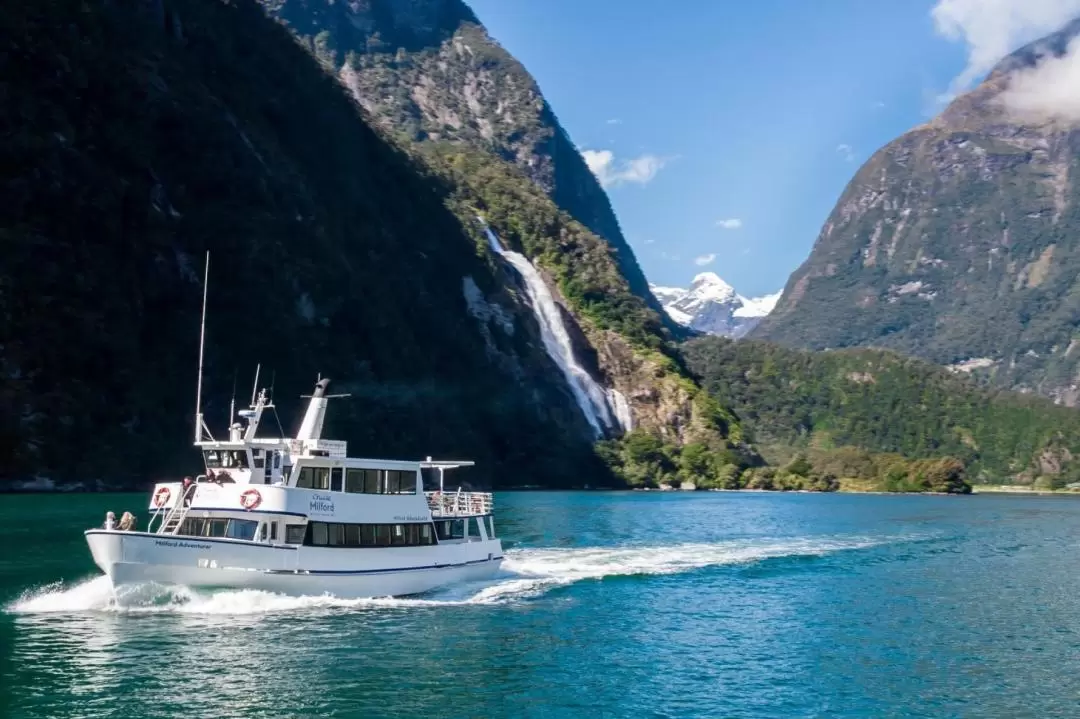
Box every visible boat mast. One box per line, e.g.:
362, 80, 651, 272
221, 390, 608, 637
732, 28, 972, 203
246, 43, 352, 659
194, 251, 209, 444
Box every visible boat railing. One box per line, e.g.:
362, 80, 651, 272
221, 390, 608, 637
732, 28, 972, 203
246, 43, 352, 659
425, 489, 493, 517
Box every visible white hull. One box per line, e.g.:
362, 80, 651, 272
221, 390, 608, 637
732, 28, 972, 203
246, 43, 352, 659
86, 530, 503, 599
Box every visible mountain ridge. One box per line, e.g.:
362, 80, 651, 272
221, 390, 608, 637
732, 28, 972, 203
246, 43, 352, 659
752, 17, 1080, 404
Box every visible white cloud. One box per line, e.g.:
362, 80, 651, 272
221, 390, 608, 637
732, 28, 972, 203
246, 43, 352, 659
715, 218, 743, 230
997, 34, 1080, 120
932, 0, 1080, 100
581, 149, 667, 188
836, 143, 855, 162
606, 118, 622, 125
875, 101, 887, 108
694, 253, 717, 266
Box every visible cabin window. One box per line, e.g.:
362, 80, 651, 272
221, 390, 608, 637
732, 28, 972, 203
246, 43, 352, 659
391, 524, 406, 546
206, 519, 229, 538
296, 467, 313, 489
313, 467, 330, 490
328, 523, 345, 546
285, 524, 306, 544
345, 524, 361, 546
330, 467, 343, 492
253, 451, 265, 470
207, 450, 248, 469
226, 519, 258, 541
274, 452, 282, 469
383, 470, 417, 494
363, 469, 380, 494
270, 522, 278, 541
435, 519, 466, 541
360, 524, 376, 545
345, 469, 363, 493
302, 522, 437, 547
260, 523, 268, 541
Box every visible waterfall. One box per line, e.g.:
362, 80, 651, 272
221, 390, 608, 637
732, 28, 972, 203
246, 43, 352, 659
480, 219, 632, 437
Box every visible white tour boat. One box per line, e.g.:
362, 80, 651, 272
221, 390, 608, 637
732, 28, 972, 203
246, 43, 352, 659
85, 256, 502, 599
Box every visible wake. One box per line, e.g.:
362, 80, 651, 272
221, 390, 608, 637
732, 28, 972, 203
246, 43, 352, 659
6, 535, 904, 616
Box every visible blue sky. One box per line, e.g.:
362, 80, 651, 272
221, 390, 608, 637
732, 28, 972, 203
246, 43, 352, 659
465, 0, 1080, 296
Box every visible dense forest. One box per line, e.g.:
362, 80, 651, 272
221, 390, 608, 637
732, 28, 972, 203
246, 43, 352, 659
683, 337, 1080, 489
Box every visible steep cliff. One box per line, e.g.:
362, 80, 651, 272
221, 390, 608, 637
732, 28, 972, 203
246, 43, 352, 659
0, 0, 619, 488
1, 0, 745, 489
753, 19, 1080, 404
258, 0, 671, 325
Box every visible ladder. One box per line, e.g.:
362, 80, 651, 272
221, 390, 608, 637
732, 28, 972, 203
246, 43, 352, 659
158, 486, 195, 534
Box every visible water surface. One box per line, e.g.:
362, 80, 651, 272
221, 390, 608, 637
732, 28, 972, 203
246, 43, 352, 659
3, 491, 1080, 718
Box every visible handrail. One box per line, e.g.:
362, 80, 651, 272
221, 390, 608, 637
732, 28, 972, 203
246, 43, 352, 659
425, 490, 493, 517
156, 484, 197, 534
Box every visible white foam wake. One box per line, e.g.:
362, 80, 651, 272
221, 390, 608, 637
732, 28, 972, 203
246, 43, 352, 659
6, 536, 897, 616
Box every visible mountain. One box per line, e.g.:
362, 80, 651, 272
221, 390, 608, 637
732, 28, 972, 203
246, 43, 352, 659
650, 273, 782, 338
752, 19, 1080, 405
683, 336, 1080, 489
258, 0, 676, 331
0, 0, 747, 489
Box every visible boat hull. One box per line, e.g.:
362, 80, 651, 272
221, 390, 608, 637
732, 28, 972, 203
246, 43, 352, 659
86, 530, 503, 599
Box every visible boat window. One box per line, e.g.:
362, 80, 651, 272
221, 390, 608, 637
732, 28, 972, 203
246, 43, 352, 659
313, 467, 330, 491
330, 467, 343, 492
270, 522, 278, 541
345, 524, 361, 546
285, 524, 306, 544
296, 467, 314, 489
435, 519, 466, 541
226, 519, 258, 541
253, 451, 265, 470
204, 450, 222, 468
363, 469, 380, 494
345, 469, 364, 493
328, 523, 345, 546
260, 523, 268, 541
383, 470, 417, 494
274, 452, 281, 469
207, 519, 229, 538
302, 522, 438, 548
391, 524, 406, 546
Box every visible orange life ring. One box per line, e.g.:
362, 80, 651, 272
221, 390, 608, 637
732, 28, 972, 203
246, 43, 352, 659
240, 488, 263, 511
153, 486, 171, 508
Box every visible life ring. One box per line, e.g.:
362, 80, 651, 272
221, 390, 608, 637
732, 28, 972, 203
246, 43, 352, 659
153, 486, 171, 508
240, 488, 262, 511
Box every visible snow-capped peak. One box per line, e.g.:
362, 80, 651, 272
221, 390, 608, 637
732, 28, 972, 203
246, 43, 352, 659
649, 274, 781, 339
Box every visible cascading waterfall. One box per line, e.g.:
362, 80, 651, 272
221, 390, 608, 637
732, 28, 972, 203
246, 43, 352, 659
479, 219, 632, 436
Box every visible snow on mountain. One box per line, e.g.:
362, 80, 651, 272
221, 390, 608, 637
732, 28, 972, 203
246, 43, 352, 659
649, 273, 781, 338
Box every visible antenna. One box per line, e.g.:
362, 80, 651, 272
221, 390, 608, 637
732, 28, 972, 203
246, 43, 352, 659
194, 251, 209, 444
250, 363, 262, 406
229, 368, 237, 426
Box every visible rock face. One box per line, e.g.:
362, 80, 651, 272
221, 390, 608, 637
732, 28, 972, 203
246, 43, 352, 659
650, 273, 781, 338
0, 0, 741, 488
0, 0, 613, 488
753, 18, 1080, 404
261, 0, 667, 321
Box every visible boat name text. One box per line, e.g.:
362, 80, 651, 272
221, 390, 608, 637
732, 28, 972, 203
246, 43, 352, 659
309, 493, 335, 515
154, 539, 212, 550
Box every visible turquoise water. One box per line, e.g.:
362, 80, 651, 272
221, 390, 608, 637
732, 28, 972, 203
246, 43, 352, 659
3, 491, 1080, 718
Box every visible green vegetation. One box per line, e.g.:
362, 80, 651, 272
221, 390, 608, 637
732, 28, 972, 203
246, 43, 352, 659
597, 432, 970, 494
0, 0, 614, 488
683, 336, 1080, 488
